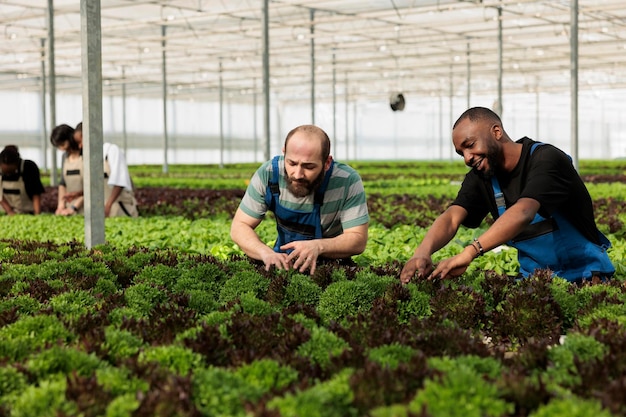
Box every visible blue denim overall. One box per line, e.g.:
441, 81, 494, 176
265, 156, 334, 253
491, 143, 614, 281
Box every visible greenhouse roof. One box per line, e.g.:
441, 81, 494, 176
1, 0, 626, 105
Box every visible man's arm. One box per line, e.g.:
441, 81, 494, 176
32, 194, 41, 215
280, 222, 368, 275
400, 205, 468, 283
230, 207, 291, 271
429, 197, 540, 280
0, 198, 14, 215
105, 185, 123, 217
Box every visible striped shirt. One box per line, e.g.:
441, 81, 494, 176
239, 156, 369, 238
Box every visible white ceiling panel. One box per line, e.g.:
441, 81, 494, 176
0, 0, 625, 104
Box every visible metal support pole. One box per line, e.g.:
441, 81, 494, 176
310, 8, 316, 124
466, 41, 471, 109
344, 72, 349, 161
47, 0, 58, 184
122, 66, 128, 155
161, 25, 169, 173
262, 0, 270, 160
219, 59, 224, 168
496, 6, 503, 116
40, 38, 48, 172
253, 78, 258, 162
80, 0, 105, 247
332, 49, 336, 148
570, 0, 579, 170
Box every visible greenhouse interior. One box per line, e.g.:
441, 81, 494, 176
1, 0, 626, 167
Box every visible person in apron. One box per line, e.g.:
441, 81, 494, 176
50, 124, 84, 215
231, 124, 369, 275
0, 145, 45, 215
401, 106, 614, 285
74, 123, 139, 217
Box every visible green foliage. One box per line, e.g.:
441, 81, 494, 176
123, 282, 167, 315
268, 368, 358, 417
428, 355, 503, 380
234, 292, 275, 316
96, 366, 149, 397
192, 366, 265, 417
410, 360, 513, 417
25, 345, 103, 380
218, 269, 270, 304
186, 289, 219, 314
550, 278, 579, 329
297, 326, 350, 369
139, 345, 204, 375
529, 397, 614, 417
104, 393, 140, 417
284, 273, 322, 307
103, 326, 145, 360
0, 294, 41, 315
234, 359, 299, 393
317, 278, 388, 325
368, 343, 416, 369
108, 306, 146, 325
133, 264, 180, 288
8, 376, 78, 417
369, 404, 410, 417
0, 314, 73, 361
545, 333, 608, 388
0, 365, 27, 398
49, 289, 97, 324
396, 283, 431, 323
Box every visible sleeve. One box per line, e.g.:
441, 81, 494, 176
518, 145, 575, 215
238, 161, 272, 219
339, 171, 369, 229
451, 172, 491, 228
105, 143, 133, 189
22, 160, 45, 198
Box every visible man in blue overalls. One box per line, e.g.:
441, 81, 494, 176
400, 106, 614, 284
231, 125, 369, 275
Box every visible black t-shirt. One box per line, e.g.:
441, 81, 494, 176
452, 137, 602, 244
1, 159, 45, 199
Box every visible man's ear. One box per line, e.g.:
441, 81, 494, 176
491, 124, 503, 140
324, 155, 333, 171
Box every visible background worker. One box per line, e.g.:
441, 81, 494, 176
74, 123, 138, 217
401, 106, 614, 284
50, 124, 84, 216
0, 145, 45, 215
231, 124, 369, 275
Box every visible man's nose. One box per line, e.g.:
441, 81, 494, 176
293, 166, 305, 178
463, 151, 473, 167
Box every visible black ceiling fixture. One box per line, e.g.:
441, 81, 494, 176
390, 92, 405, 111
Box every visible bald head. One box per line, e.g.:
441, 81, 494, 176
284, 125, 331, 163
453, 107, 502, 130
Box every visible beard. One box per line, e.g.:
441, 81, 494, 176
474, 141, 502, 179
285, 167, 325, 198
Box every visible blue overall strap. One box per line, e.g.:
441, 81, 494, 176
491, 142, 545, 216
265, 155, 282, 211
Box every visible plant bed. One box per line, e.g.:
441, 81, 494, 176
0, 239, 625, 417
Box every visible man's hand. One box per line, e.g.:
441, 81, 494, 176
63, 191, 83, 202
400, 255, 434, 284
260, 251, 292, 272
280, 240, 321, 275
428, 248, 475, 280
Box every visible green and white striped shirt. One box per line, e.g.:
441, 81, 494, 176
239, 156, 369, 238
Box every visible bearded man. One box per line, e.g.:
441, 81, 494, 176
231, 124, 369, 275
400, 106, 614, 284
